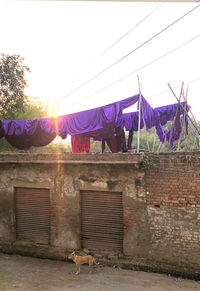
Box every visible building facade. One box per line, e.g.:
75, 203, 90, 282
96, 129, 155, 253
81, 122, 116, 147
0, 152, 200, 278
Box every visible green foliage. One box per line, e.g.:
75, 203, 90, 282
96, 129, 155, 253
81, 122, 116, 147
0, 98, 51, 152
131, 121, 200, 153
139, 155, 150, 170
0, 53, 30, 119
27, 141, 72, 154
16, 99, 48, 120
90, 140, 111, 153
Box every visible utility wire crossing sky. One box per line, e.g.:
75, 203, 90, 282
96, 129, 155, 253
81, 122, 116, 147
0, 1, 200, 120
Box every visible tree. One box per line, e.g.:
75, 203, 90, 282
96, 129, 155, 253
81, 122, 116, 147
0, 54, 30, 119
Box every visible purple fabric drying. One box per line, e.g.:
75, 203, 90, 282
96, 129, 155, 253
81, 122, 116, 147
40, 117, 56, 135
121, 112, 144, 131
56, 107, 103, 138
0, 94, 140, 149
5, 129, 56, 150
0, 93, 189, 150
116, 95, 153, 150
2, 94, 139, 138
154, 102, 185, 126
2, 119, 39, 136
40, 94, 140, 138
83, 94, 140, 140
141, 96, 155, 130
155, 123, 165, 143
116, 95, 154, 131
119, 100, 188, 149
84, 122, 115, 140
1, 118, 56, 149
155, 102, 187, 147
58, 94, 140, 136
167, 103, 182, 147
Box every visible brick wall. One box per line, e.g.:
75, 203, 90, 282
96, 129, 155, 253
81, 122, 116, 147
145, 152, 200, 272
146, 153, 200, 207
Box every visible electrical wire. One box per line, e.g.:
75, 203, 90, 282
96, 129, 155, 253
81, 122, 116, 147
57, 3, 163, 88
55, 3, 200, 105
63, 32, 200, 111
149, 78, 200, 99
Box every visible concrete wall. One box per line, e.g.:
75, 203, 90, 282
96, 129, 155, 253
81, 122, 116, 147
0, 152, 200, 278
0, 153, 143, 254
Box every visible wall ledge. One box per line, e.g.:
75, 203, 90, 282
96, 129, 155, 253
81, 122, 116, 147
0, 152, 142, 165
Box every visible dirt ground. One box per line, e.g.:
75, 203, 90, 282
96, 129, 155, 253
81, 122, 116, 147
0, 253, 199, 291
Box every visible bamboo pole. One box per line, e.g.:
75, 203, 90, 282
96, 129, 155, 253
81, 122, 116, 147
177, 85, 188, 152
168, 82, 184, 147
137, 76, 142, 153
189, 108, 200, 133
168, 83, 200, 135
152, 128, 156, 152
157, 141, 162, 153
139, 82, 150, 152
184, 85, 189, 151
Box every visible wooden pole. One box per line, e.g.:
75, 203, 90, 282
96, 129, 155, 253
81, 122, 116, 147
168, 82, 184, 147
177, 85, 188, 152
137, 76, 142, 153
184, 85, 189, 151
152, 128, 156, 152
168, 83, 200, 135
189, 109, 200, 132
139, 81, 150, 152
157, 141, 162, 153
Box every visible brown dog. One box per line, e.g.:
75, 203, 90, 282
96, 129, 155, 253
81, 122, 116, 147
68, 251, 99, 275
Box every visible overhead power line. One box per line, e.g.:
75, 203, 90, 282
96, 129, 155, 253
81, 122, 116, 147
55, 3, 200, 105
149, 78, 200, 99
58, 3, 163, 87
64, 32, 200, 110
95, 3, 163, 60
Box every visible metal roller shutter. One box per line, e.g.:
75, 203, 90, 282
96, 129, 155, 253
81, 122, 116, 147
15, 187, 50, 245
81, 190, 123, 252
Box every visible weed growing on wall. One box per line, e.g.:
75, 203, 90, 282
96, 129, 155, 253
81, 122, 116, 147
139, 155, 150, 170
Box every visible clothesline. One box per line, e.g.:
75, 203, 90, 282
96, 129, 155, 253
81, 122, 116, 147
0, 95, 139, 150
0, 94, 188, 152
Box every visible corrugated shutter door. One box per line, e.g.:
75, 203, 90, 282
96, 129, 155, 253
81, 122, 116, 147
81, 190, 123, 252
15, 187, 50, 245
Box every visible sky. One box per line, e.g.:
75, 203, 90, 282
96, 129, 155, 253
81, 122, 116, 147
0, 1, 200, 120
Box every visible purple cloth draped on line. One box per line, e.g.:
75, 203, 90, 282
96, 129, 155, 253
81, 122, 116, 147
40, 94, 140, 137
119, 112, 144, 131
0, 93, 189, 150
1, 119, 56, 149
40, 117, 57, 135
2, 95, 140, 138
154, 102, 187, 147
2, 119, 39, 136
116, 96, 154, 131
5, 127, 56, 150
154, 102, 185, 126
141, 97, 155, 130
0, 94, 140, 149
55, 107, 103, 138
118, 100, 188, 149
